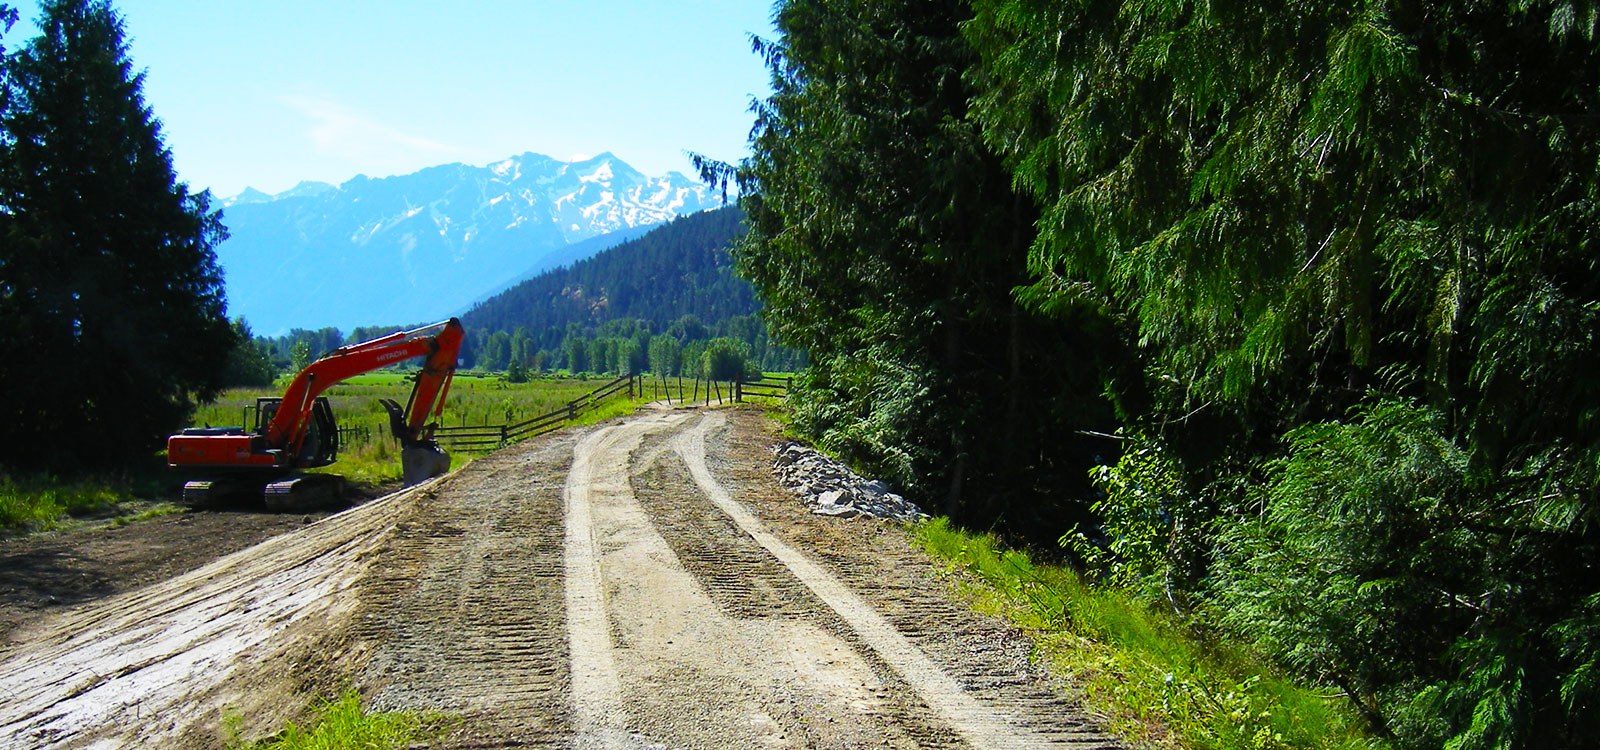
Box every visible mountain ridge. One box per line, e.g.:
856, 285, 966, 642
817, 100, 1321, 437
215, 151, 718, 335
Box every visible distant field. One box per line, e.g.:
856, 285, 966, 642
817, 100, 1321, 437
193, 374, 620, 433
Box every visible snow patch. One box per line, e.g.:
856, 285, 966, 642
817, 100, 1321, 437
579, 160, 614, 183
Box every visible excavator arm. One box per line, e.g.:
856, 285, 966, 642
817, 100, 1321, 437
266, 318, 463, 460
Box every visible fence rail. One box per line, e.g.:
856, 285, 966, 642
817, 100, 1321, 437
432, 371, 791, 452
736, 375, 792, 401
434, 374, 636, 450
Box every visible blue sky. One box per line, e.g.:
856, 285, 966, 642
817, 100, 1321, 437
10, 1, 777, 198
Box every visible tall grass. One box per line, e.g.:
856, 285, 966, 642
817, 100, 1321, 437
191, 374, 617, 439
913, 518, 1379, 750
0, 475, 122, 532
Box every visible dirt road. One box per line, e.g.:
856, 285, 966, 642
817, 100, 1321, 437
0, 408, 1118, 749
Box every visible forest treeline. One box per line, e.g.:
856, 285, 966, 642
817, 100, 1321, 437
249, 313, 799, 381
460, 204, 803, 375
714, 0, 1600, 746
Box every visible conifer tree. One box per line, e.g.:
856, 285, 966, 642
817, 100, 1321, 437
725, 0, 1124, 527
0, 0, 234, 472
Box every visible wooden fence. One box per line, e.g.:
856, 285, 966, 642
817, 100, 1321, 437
433, 374, 636, 450
735, 374, 792, 401
636, 373, 793, 405
432, 371, 792, 452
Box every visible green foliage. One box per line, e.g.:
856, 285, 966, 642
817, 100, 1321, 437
289, 340, 313, 373
0, 0, 236, 473
647, 333, 681, 375
1065, 437, 1207, 600
789, 346, 939, 500
698, 336, 749, 381
959, 0, 1600, 744
0, 474, 120, 531
225, 689, 434, 750
730, 0, 1125, 531
1215, 401, 1600, 747
222, 318, 277, 387
915, 517, 1377, 750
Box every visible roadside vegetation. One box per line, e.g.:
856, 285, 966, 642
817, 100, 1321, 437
224, 689, 447, 750
0, 476, 123, 532
916, 518, 1375, 750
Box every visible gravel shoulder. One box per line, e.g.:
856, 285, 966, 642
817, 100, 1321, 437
0, 406, 1119, 749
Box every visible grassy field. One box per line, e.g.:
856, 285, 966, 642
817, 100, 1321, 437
193, 373, 624, 433
3, 372, 735, 531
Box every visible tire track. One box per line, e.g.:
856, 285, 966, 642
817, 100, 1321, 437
631, 431, 963, 748
674, 412, 1119, 749
562, 412, 691, 748
358, 435, 578, 748
706, 412, 1117, 746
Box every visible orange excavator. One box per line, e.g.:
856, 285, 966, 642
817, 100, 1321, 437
167, 318, 465, 510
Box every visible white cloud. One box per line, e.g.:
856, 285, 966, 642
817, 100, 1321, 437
280, 94, 472, 175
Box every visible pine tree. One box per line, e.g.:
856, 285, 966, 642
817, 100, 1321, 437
0, 0, 234, 472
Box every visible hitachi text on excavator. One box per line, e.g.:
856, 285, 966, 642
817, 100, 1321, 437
167, 318, 465, 510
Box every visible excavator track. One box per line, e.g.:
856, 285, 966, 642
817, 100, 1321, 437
264, 474, 345, 512
182, 478, 262, 508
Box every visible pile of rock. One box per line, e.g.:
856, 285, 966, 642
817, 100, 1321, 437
770, 441, 929, 522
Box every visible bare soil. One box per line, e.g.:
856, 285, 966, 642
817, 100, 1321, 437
0, 407, 1119, 749
0, 489, 390, 655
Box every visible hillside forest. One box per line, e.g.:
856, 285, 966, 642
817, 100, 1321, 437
709, 0, 1600, 747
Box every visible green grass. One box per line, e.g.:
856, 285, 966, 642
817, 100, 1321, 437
108, 501, 186, 527
912, 517, 1380, 750
0, 475, 124, 532
225, 689, 445, 750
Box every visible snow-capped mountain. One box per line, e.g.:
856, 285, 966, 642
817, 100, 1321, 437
215, 152, 719, 335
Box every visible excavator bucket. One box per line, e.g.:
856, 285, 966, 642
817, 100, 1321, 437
401, 443, 451, 486
381, 397, 452, 486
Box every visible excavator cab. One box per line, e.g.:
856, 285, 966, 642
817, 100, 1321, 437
254, 397, 339, 468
